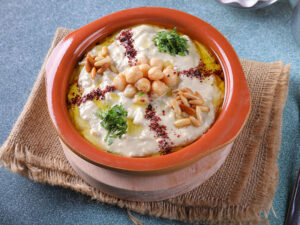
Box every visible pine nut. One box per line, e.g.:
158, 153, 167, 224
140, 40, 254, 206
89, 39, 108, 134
180, 95, 190, 107
182, 92, 198, 100
196, 106, 202, 122
101, 46, 109, 57
95, 55, 104, 61
200, 105, 210, 112
91, 67, 96, 79
171, 98, 181, 115
96, 63, 110, 74
174, 118, 191, 128
110, 64, 118, 74
85, 60, 92, 72
87, 54, 95, 65
94, 56, 111, 67
172, 89, 179, 94
181, 87, 193, 94
189, 99, 204, 105
179, 104, 195, 115
189, 116, 201, 127
195, 91, 205, 102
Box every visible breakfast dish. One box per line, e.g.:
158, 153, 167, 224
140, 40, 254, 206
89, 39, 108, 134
67, 24, 225, 157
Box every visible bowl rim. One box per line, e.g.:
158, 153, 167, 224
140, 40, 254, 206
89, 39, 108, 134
45, 7, 251, 173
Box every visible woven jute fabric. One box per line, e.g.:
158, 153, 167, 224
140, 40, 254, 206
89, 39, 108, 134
0, 28, 290, 224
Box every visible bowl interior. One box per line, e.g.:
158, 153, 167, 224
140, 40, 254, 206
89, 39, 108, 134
46, 7, 251, 173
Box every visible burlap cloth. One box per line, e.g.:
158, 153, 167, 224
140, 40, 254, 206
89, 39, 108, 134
0, 28, 290, 224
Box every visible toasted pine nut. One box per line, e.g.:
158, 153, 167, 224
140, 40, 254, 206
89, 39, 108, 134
94, 56, 112, 67
171, 98, 181, 115
172, 89, 179, 94
179, 104, 195, 115
196, 106, 202, 122
200, 105, 210, 112
189, 116, 200, 127
96, 63, 110, 74
180, 95, 190, 107
95, 55, 104, 61
101, 46, 109, 57
85, 60, 92, 72
182, 92, 198, 100
91, 67, 96, 79
195, 91, 205, 102
87, 54, 95, 65
189, 99, 204, 105
181, 87, 193, 94
174, 118, 191, 128
110, 64, 118, 74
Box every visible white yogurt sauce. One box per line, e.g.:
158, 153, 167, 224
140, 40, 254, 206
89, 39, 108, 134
76, 25, 223, 157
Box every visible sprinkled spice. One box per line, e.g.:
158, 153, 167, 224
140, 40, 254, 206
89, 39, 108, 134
117, 29, 137, 66
68, 85, 115, 107
145, 104, 171, 153
179, 62, 223, 80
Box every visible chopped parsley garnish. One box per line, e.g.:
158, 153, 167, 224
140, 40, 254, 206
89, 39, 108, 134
152, 28, 189, 56
137, 91, 144, 96
95, 104, 128, 145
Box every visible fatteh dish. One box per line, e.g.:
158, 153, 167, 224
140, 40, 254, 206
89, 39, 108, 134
67, 24, 225, 157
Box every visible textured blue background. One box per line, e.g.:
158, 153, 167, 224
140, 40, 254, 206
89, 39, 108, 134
0, 0, 299, 224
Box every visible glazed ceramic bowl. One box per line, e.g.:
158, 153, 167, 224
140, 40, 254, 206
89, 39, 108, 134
46, 7, 251, 173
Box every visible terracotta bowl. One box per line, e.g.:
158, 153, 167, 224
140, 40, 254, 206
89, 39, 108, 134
45, 7, 251, 174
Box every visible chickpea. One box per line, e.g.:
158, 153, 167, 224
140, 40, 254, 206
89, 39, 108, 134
163, 67, 178, 87
150, 57, 163, 70
124, 66, 143, 84
113, 74, 126, 91
137, 55, 149, 65
135, 78, 151, 93
139, 64, 150, 77
148, 67, 164, 81
152, 80, 168, 96
123, 84, 137, 98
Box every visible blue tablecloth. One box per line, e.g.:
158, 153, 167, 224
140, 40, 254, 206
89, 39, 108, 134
0, 1, 299, 224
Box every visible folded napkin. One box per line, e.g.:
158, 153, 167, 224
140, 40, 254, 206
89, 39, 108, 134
0, 28, 290, 224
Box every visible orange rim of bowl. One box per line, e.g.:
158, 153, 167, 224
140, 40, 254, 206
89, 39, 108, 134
45, 7, 251, 172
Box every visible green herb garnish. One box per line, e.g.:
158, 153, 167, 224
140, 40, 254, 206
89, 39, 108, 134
152, 28, 189, 56
95, 104, 128, 145
137, 91, 144, 96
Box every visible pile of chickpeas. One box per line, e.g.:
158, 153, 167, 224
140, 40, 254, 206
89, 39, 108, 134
113, 56, 178, 98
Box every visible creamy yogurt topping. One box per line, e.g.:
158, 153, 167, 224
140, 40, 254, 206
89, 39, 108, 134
73, 25, 223, 157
